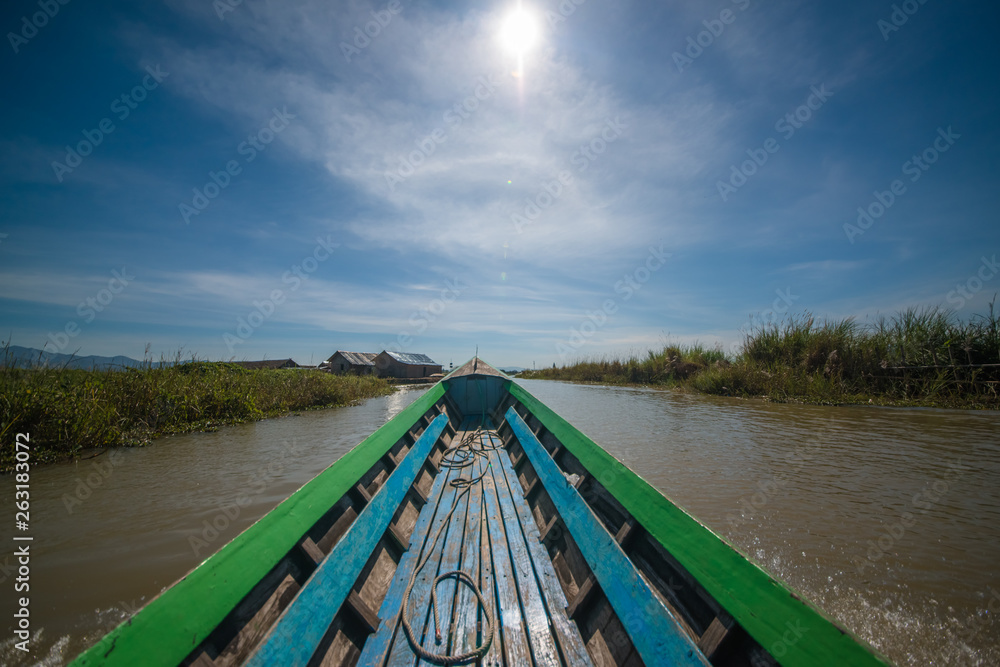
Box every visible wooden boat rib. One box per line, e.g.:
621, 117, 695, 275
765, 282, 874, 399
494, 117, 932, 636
70, 358, 890, 666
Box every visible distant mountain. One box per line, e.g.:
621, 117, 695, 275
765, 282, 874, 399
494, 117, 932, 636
2, 346, 169, 370
498, 366, 527, 374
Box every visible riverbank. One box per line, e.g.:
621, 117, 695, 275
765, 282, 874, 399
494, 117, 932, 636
520, 306, 1000, 410
0, 362, 394, 471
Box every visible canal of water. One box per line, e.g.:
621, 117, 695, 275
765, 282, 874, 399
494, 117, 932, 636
1, 381, 998, 665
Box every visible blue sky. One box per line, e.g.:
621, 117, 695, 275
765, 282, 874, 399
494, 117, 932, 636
1, 0, 998, 369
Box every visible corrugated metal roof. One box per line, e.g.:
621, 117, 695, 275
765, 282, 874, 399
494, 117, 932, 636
382, 351, 439, 366
329, 351, 376, 365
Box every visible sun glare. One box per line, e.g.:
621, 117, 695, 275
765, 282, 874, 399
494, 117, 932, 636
499, 7, 539, 57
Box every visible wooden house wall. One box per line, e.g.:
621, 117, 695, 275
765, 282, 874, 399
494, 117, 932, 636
328, 353, 374, 375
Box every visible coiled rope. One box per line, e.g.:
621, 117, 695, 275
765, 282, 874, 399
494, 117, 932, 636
400, 425, 502, 665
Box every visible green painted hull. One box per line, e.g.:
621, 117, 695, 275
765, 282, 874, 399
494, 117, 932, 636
70, 383, 445, 667
509, 382, 887, 667
70, 367, 889, 666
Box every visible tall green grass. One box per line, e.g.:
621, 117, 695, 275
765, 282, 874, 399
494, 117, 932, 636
0, 359, 394, 471
522, 304, 1000, 408
521, 344, 728, 385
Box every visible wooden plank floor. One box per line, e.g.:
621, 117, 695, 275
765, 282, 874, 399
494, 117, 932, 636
359, 419, 594, 667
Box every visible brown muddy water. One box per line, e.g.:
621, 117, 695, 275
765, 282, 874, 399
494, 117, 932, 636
2, 380, 999, 665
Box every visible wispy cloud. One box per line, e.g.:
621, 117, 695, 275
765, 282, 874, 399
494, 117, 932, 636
1, 0, 997, 365
783, 260, 870, 274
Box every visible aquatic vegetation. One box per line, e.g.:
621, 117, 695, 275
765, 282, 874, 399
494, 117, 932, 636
0, 358, 393, 471
521, 304, 1000, 409
520, 344, 727, 385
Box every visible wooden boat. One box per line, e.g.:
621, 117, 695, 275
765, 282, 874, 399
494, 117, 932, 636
71, 358, 889, 667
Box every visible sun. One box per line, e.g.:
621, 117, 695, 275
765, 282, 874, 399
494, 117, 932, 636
499, 6, 540, 57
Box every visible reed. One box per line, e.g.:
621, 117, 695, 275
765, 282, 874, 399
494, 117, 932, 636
521, 344, 727, 385
522, 303, 1000, 408
0, 356, 393, 471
